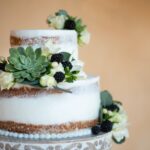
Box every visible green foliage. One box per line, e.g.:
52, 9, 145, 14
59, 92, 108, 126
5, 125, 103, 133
112, 136, 126, 144
101, 90, 113, 107
55, 9, 68, 16
60, 52, 71, 61
5, 47, 49, 84
65, 67, 80, 83
100, 90, 113, 121
75, 18, 86, 33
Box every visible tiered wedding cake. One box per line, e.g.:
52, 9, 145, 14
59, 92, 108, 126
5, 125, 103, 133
0, 10, 128, 148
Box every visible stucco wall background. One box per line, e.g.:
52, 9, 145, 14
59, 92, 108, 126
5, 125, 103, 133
0, 0, 150, 149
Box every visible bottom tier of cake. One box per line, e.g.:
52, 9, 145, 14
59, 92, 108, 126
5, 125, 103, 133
0, 76, 101, 134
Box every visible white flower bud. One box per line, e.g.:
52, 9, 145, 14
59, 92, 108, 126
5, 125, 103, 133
108, 110, 113, 116
50, 63, 64, 76
48, 15, 67, 29
51, 62, 59, 68
103, 109, 108, 114
40, 75, 56, 87
79, 29, 90, 45
0, 72, 14, 90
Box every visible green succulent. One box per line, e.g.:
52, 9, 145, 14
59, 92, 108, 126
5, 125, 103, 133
5, 47, 49, 84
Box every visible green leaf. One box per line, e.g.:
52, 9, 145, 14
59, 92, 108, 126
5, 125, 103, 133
19, 55, 27, 64
22, 80, 39, 86
16, 78, 24, 83
9, 48, 18, 56
35, 48, 42, 58
112, 136, 126, 144
25, 47, 36, 60
13, 72, 21, 79
60, 52, 71, 61
5, 64, 17, 72
101, 90, 113, 107
9, 57, 19, 65
114, 100, 122, 105
71, 70, 80, 74
18, 47, 26, 55
55, 9, 68, 16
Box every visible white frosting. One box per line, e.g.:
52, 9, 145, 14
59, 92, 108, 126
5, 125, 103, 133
0, 76, 100, 125
10, 30, 78, 59
11, 30, 76, 38
0, 128, 92, 139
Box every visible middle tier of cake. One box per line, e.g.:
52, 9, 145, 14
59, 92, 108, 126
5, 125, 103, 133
0, 76, 101, 134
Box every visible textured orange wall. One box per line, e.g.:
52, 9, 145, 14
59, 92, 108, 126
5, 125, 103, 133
0, 0, 150, 149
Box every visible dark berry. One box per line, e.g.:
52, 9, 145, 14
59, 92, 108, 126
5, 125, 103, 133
101, 120, 113, 132
64, 19, 76, 30
62, 61, 73, 70
91, 125, 101, 135
0, 63, 6, 71
105, 104, 120, 112
54, 72, 65, 83
51, 54, 63, 63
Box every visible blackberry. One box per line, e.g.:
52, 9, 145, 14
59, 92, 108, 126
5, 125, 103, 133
91, 125, 101, 135
51, 53, 63, 63
105, 104, 120, 112
62, 61, 73, 70
0, 63, 6, 71
54, 72, 65, 83
64, 19, 76, 30
101, 120, 113, 132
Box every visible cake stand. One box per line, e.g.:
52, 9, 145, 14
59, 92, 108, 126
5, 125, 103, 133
0, 132, 112, 150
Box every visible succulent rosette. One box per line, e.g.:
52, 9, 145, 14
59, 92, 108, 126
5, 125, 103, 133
91, 90, 129, 144
47, 10, 90, 46
0, 46, 86, 91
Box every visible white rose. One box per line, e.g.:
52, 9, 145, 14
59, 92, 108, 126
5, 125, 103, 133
48, 15, 67, 29
50, 63, 64, 76
79, 29, 90, 45
71, 60, 84, 71
40, 75, 56, 87
76, 70, 87, 80
0, 72, 14, 90
70, 59, 87, 80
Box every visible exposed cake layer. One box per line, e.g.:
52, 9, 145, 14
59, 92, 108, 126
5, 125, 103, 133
0, 120, 98, 134
10, 30, 78, 59
0, 76, 100, 133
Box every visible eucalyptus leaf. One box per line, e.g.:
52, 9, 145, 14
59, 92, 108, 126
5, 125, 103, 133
60, 52, 71, 61
101, 90, 113, 107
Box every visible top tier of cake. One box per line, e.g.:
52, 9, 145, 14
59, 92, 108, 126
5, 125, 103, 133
10, 30, 78, 59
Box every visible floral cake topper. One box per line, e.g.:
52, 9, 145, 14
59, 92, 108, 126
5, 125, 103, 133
47, 10, 90, 46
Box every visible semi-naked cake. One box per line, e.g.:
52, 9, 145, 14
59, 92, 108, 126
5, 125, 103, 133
0, 29, 100, 139
0, 10, 128, 145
